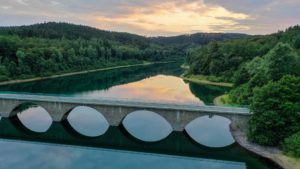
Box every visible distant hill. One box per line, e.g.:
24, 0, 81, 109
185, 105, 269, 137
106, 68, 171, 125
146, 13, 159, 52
150, 33, 248, 47
0, 22, 149, 46
0, 22, 248, 48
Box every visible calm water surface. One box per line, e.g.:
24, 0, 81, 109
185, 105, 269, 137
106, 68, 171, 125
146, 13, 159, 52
0, 63, 281, 169
0, 63, 227, 104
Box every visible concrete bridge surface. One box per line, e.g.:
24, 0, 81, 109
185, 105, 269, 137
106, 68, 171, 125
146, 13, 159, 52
0, 93, 251, 131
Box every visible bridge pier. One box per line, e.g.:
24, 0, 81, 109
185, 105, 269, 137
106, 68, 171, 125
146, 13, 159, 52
230, 114, 250, 131
38, 102, 76, 122
0, 99, 22, 118
91, 105, 133, 127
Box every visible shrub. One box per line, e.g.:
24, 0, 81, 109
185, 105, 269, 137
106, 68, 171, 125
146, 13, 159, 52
247, 75, 300, 146
283, 131, 300, 157
0, 75, 10, 82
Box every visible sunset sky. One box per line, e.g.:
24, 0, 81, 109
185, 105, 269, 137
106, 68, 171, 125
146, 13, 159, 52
0, 0, 299, 36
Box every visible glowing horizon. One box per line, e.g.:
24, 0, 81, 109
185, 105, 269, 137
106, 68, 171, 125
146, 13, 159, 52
0, 0, 299, 36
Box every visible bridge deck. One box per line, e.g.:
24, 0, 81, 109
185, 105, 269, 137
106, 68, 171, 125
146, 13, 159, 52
0, 93, 250, 115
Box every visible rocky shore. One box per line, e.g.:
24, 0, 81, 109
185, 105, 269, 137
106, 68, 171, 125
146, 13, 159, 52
230, 125, 300, 169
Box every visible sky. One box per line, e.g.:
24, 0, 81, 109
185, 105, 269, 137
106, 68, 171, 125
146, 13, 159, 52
0, 0, 299, 36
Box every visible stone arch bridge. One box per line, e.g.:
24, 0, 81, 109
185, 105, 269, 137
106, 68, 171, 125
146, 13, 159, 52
0, 94, 251, 131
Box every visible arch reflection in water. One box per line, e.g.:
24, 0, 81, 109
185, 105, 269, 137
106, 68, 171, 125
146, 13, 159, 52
67, 106, 109, 137
15, 104, 53, 133
122, 110, 172, 142
185, 115, 235, 148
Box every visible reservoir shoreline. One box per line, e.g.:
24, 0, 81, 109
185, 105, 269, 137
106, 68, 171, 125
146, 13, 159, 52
181, 76, 234, 87
231, 125, 300, 169
0, 61, 173, 86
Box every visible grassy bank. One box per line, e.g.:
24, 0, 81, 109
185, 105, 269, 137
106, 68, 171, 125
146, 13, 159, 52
0, 61, 172, 86
180, 64, 190, 69
182, 74, 234, 87
213, 94, 231, 106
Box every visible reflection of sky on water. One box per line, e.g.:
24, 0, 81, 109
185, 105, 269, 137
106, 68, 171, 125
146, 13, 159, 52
185, 116, 235, 147
73, 75, 204, 104
14, 107, 235, 147
122, 110, 173, 142
17, 107, 53, 133
67, 106, 109, 137
0, 140, 246, 169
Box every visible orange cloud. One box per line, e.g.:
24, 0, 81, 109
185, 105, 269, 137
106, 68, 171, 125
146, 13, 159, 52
80, 1, 250, 35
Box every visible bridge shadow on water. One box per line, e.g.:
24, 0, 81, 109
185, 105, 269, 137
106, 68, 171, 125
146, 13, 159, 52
0, 117, 282, 169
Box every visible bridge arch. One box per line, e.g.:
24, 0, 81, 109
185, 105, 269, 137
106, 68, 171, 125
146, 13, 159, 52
9, 102, 53, 133
63, 106, 109, 137
184, 115, 235, 148
121, 110, 173, 142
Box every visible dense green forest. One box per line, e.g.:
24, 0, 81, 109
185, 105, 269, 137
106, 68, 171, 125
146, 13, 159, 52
0, 22, 180, 81
186, 25, 300, 155
0, 22, 245, 82
150, 33, 247, 55
186, 25, 300, 104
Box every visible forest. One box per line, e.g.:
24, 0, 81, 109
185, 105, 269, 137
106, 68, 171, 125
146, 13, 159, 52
186, 25, 300, 157
0, 22, 179, 81
0, 22, 245, 82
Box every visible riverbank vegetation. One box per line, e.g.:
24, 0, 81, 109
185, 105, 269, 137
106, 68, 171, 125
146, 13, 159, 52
283, 131, 300, 158
213, 94, 231, 106
185, 25, 300, 158
182, 74, 233, 87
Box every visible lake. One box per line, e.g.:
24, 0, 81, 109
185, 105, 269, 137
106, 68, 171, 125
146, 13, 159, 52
0, 62, 281, 169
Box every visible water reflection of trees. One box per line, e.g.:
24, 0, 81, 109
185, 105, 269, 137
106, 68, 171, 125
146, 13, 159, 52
0, 63, 183, 94
187, 82, 229, 104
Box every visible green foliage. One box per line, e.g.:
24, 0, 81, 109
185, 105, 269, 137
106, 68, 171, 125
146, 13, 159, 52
283, 131, 300, 157
187, 36, 272, 79
0, 22, 183, 81
230, 42, 299, 104
247, 75, 300, 146
294, 36, 300, 49
187, 25, 300, 83
264, 43, 297, 81
229, 84, 252, 105
233, 64, 250, 86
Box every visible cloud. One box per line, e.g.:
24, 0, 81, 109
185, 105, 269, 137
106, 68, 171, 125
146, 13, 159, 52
78, 1, 251, 35
203, 0, 300, 34
0, 6, 12, 10
16, 0, 28, 6
50, 1, 60, 6
0, 0, 299, 36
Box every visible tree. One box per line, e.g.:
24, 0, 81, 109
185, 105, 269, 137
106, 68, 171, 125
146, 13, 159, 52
265, 43, 297, 81
229, 84, 252, 105
293, 36, 300, 49
16, 50, 26, 65
283, 131, 300, 157
247, 75, 300, 146
0, 65, 9, 81
233, 64, 250, 86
